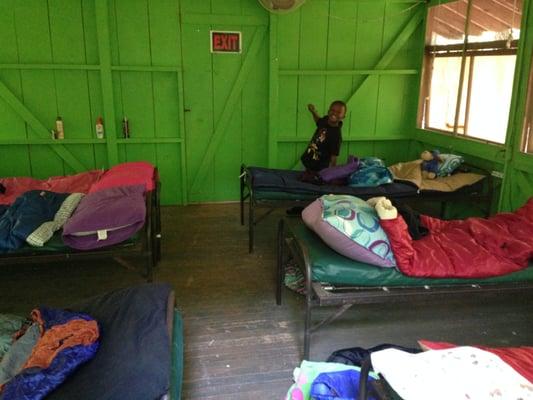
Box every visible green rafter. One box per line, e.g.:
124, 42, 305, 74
95, 0, 119, 166
0, 79, 86, 172
268, 14, 279, 168
345, 7, 424, 112
190, 26, 267, 193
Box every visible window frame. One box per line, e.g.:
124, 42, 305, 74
521, 54, 533, 154
418, 0, 520, 145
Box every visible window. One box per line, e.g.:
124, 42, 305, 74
418, 0, 522, 144
521, 55, 533, 154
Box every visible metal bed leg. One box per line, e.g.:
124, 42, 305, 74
156, 183, 162, 263
304, 289, 312, 360
240, 165, 245, 226
440, 201, 447, 218
276, 219, 284, 305
303, 249, 314, 360
146, 253, 154, 283
249, 194, 254, 253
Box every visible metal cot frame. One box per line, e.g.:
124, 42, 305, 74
276, 218, 533, 360
241, 163, 493, 253
0, 169, 162, 282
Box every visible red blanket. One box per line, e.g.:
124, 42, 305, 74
380, 198, 533, 278
0, 170, 103, 206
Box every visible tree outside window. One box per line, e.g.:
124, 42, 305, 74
418, 0, 522, 144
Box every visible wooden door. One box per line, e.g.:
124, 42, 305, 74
180, 1, 269, 202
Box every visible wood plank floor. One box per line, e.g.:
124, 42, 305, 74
1, 203, 532, 399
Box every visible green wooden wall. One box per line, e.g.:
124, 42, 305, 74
0, 0, 530, 207
0, 0, 185, 205
0, 0, 423, 204
273, 0, 423, 172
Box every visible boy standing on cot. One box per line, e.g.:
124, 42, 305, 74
300, 100, 347, 181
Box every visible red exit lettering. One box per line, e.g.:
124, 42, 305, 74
211, 31, 241, 53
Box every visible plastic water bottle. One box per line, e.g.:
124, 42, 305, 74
96, 116, 105, 139
55, 116, 64, 139
122, 117, 130, 138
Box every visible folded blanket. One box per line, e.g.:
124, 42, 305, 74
0, 307, 99, 400
26, 193, 84, 247
389, 160, 484, 191
371, 346, 533, 400
0, 191, 69, 252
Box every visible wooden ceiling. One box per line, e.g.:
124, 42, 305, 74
430, 0, 522, 39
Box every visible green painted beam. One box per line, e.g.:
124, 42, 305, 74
268, 14, 279, 168
498, 0, 532, 210
277, 136, 410, 142
0, 64, 100, 70
345, 6, 424, 111
279, 69, 419, 76
0, 79, 86, 171
181, 14, 268, 26
111, 66, 180, 72
116, 138, 183, 144
0, 139, 107, 145
413, 129, 506, 164
190, 26, 267, 192
176, 0, 188, 204
95, 0, 118, 166
177, 73, 188, 205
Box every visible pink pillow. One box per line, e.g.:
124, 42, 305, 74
89, 162, 155, 193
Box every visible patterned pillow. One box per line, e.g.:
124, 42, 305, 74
302, 195, 396, 267
437, 154, 464, 177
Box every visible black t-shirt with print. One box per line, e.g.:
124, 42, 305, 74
300, 116, 342, 171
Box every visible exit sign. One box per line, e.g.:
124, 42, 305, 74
210, 31, 241, 54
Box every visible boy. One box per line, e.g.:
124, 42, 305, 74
287, 101, 347, 216
300, 101, 347, 181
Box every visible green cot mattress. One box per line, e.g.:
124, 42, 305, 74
291, 221, 533, 287
4, 231, 139, 254
255, 190, 318, 201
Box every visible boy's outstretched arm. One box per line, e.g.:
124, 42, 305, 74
307, 104, 320, 123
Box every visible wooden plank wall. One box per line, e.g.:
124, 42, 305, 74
275, 0, 424, 170
0, 0, 183, 205
0, 0, 424, 204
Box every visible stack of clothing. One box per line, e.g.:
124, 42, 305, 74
0, 308, 100, 399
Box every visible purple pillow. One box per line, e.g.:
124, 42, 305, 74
319, 156, 359, 183
62, 185, 146, 250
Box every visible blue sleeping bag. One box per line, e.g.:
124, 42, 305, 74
0, 190, 68, 252
310, 369, 376, 400
348, 158, 393, 187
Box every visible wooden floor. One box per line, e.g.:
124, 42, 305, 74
1, 203, 533, 399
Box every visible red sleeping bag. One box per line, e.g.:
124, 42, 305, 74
380, 198, 533, 278
0, 170, 103, 206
